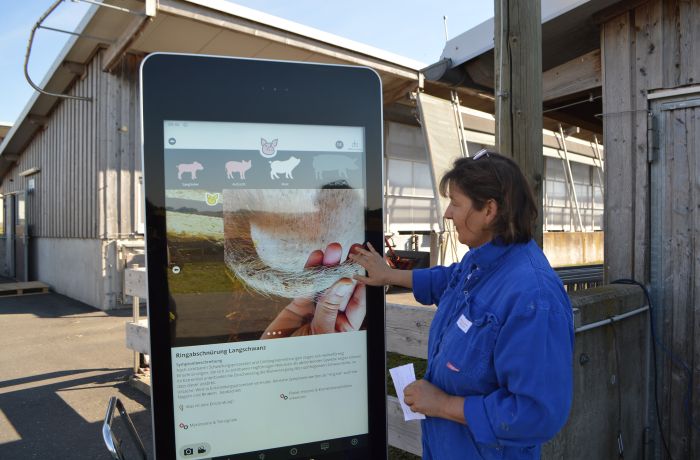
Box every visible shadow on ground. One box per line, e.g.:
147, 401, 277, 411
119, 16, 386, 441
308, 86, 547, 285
0, 292, 154, 459
0, 291, 145, 318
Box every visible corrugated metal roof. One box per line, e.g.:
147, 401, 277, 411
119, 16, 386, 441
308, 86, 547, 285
439, 0, 600, 68
186, 0, 425, 70
0, 0, 421, 178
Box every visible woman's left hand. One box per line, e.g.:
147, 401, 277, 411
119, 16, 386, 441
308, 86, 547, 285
403, 379, 449, 418
404, 379, 467, 424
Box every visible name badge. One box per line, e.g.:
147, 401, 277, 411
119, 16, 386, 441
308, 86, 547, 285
456, 314, 473, 333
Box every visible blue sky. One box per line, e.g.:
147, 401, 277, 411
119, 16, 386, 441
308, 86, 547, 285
0, 0, 493, 124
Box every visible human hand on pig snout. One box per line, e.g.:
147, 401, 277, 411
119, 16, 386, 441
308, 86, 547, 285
260, 243, 366, 339
348, 242, 394, 286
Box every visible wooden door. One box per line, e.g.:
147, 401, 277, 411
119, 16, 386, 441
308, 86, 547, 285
650, 95, 700, 460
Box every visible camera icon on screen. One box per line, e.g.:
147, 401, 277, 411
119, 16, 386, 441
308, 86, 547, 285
181, 442, 211, 457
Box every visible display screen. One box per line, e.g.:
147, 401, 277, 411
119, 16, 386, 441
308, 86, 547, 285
163, 120, 369, 459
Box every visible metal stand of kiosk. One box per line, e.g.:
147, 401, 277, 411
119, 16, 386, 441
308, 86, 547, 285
103, 397, 148, 460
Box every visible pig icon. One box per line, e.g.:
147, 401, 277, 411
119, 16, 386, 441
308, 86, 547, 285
312, 155, 358, 180
176, 161, 203, 180
260, 138, 278, 158
269, 156, 300, 180
225, 160, 252, 180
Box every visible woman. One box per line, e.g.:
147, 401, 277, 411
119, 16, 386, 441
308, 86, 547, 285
350, 150, 574, 459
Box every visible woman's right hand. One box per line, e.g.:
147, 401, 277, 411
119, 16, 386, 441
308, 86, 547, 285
349, 242, 397, 287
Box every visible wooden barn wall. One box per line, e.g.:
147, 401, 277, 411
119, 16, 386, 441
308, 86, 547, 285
603, 0, 700, 279
655, 103, 700, 460
1, 51, 142, 240
98, 53, 142, 239
1, 55, 102, 239
602, 1, 700, 459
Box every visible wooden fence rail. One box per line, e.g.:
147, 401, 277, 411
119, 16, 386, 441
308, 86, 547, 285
385, 301, 436, 456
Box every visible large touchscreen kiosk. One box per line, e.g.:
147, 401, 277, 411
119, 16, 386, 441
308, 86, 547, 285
142, 54, 384, 460
164, 123, 370, 458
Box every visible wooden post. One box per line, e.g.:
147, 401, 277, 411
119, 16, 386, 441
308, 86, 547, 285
494, 0, 544, 246
133, 293, 141, 373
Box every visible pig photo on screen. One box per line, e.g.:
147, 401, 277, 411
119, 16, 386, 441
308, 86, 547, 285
223, 188, 365, 300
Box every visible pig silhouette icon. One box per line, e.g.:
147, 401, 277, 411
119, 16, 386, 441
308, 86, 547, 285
312, 155, 358, 180
269, 156, 300, 180
260, 138, 278, 158
176, 161, 203, 180
225, 160, 252, 180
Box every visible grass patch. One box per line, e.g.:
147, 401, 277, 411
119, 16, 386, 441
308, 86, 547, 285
168, 261, 242, 293
389, 446, 421, 459
386, 352, 427, 397
386, 352, 426, 459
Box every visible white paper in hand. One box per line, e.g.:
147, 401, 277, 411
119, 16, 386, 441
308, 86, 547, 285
389, 363, 426, 421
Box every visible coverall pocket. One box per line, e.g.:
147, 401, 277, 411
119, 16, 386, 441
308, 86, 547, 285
443, 311, 499, 382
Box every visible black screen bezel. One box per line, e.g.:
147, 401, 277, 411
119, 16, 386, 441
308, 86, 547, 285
141, 53, 386, 460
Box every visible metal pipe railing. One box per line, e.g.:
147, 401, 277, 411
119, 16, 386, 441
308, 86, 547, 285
575, 305, 649, 333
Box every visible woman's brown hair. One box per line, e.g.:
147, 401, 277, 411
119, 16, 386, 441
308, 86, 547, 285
438, 150, 538, 244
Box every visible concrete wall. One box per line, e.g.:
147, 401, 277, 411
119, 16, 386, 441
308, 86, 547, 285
32, 238, 103, 307
32, 237, 143, 310
543, 231, 603, 267
543, 285, 648, 459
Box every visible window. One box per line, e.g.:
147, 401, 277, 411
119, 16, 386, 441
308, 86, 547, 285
543, 157, 603, 232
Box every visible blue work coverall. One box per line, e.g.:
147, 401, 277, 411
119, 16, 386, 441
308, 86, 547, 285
412, 239, 574, 459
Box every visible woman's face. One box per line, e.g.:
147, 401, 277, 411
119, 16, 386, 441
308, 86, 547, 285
443, 183, 496, 248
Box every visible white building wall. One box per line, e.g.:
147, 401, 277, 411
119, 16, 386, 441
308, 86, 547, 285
32, 237, 141, 310
33, 238, 103, 307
